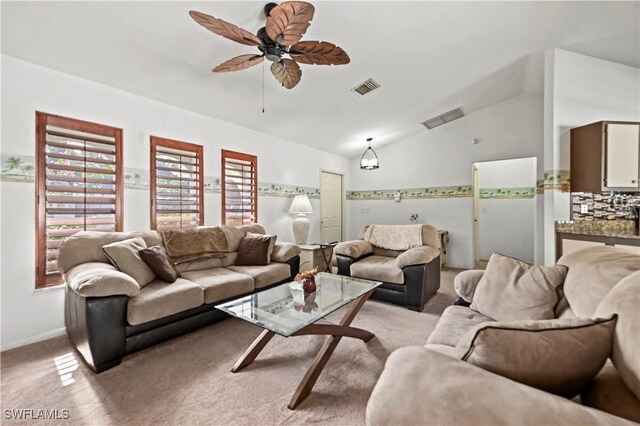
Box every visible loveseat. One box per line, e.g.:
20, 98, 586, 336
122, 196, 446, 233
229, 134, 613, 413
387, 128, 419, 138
59, 224, 300, 373
367, 246, 640, 425
335, 224, 441, 311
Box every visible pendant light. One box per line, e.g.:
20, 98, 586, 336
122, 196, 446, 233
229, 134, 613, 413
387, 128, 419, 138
360, 137, 379, 170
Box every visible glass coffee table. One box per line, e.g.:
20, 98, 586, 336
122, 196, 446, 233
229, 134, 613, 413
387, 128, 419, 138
216, 272, 382, 409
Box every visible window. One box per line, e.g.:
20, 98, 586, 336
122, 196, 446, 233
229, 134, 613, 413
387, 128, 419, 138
150, 136, 204, 230
221, 150, 257, 226
36, 112, 123, 288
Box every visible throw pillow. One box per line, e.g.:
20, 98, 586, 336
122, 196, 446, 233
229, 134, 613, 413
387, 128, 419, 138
139, 246, 181, 283
455, 316, 617, 398
235, 234, 272, 266
470, 253, 567, 321
246, 232, 277, 264
102, 237, 156, 287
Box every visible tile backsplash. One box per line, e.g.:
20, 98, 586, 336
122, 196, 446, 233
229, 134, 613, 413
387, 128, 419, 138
572, 192, 640, 221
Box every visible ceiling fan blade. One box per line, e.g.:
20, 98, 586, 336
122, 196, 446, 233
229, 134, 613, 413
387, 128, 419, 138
289, 41, 350, 65
270, 59, 302, 89
266, 1, 315, 46
189, 11, 261, 46
213, 54, 264, 73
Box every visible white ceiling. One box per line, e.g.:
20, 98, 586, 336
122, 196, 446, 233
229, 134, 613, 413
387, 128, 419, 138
2, 1, 639, 158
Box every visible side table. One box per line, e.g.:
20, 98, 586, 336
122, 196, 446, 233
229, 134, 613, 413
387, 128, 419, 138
437, 230, 449, 268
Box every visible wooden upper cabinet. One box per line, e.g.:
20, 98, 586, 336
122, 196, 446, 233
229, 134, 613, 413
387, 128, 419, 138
570, 121, 640, 193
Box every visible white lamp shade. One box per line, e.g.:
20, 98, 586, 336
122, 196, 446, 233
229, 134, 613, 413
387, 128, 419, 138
288, 195, 313, 214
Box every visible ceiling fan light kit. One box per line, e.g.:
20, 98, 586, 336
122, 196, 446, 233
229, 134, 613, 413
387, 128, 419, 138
360, 138, 379, 170
189, 1, 350, 89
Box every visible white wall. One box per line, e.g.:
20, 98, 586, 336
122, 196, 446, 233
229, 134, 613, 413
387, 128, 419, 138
543, 49, 640, 264
348, 93, 544, 268
475, 158, 536, 263
0, 55, 349, 349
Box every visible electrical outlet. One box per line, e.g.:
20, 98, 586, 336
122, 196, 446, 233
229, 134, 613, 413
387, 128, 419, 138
580, 204, 589, 214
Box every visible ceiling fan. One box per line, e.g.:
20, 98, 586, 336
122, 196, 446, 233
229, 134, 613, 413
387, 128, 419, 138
189, 1, 350, 89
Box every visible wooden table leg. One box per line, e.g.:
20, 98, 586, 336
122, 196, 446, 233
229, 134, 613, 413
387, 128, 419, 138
293, 323, 374, 341
288, 290, 374, 410
231, 329, 275, 373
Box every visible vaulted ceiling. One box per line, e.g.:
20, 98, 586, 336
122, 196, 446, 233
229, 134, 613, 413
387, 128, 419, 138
2, 1, 639, 157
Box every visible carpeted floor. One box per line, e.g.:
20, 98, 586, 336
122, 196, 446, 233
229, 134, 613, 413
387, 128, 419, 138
1, 269, 462, 426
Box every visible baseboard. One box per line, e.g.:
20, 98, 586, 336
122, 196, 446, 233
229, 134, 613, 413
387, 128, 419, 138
1, 327, 66, 352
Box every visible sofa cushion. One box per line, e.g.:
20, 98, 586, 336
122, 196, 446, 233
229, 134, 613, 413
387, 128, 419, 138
350, 255, 404, 284
139, 246, 180, 283
373, 247, 404, 258
57, 230, 160, 274
454, 316, 617, 398
334, 240, 374, 259
424, 344, 457, 358
174, 257, 223, 274
181, 268, 254, 304
227, 263, 291, 289
558, 245, 640, 317
221, 252, 238, 267
271, 242, 301, 263
470, 253, 567, 321
453, 270, 485, 303
127, 278, 204, 325
425, 305, 494, 347
102, 237, 156, 287
582, 362, 640, 423
65, 262, 140, 297
595, 271, 640, 401
395, 245, 439, 268
366, 347, 637, 426
222, 224, 266, 252
236, 234, 273, 266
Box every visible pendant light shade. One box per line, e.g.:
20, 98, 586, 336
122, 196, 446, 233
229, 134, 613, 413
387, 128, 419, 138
360, 138, 379, 170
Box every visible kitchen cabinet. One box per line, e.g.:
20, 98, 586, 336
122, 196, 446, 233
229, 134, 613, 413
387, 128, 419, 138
570, 121, 640, 193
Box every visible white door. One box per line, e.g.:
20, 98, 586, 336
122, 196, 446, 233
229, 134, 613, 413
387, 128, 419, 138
606, 124, 640, 188
320, 171, 343, 243
473, 158, 537, 266
472, 165, 480, 267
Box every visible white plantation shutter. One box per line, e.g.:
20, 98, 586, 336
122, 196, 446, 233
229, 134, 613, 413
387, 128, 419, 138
151, 137, 204, 230
222, 150, 257, 226
36, 112, 123, 288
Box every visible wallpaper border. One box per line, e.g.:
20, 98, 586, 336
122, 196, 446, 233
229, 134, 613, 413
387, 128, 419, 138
1, 154, 570, 200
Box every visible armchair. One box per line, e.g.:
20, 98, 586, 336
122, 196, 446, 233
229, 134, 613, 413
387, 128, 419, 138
335, 224, 441, 311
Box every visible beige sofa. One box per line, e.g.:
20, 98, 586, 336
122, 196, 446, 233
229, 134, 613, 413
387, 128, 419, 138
59, 224, 300, 373
367, 246, 640, 425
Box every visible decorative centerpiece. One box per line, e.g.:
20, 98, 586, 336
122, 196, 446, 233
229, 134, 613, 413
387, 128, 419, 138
295, 268, 318, 293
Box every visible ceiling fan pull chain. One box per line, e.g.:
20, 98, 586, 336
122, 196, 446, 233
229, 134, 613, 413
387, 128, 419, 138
262, 59, 265, 113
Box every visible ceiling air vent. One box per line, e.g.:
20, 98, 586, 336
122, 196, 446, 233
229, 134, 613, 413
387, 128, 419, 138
351, 78, 381, 96
421, 107, 465, 129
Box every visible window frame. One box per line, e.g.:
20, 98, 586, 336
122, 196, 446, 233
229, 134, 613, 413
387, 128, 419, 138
35, 112, 123, 288
221, 149, 258, 226
150, 136, 204, 230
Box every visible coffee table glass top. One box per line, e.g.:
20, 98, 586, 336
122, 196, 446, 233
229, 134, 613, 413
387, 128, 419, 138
215, 273, 382, 337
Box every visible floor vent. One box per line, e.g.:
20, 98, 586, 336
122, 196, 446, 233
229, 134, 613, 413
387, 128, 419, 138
351, 78, 381, 96
421, 108, 465, 129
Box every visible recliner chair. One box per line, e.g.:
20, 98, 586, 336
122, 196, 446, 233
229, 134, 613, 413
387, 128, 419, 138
335, 224, 441, 311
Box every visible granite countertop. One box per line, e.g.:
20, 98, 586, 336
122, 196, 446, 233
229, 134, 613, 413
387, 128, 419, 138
556, 221, 640, 240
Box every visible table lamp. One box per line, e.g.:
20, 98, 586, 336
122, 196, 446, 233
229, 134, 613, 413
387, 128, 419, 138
289, 195, 313, 245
